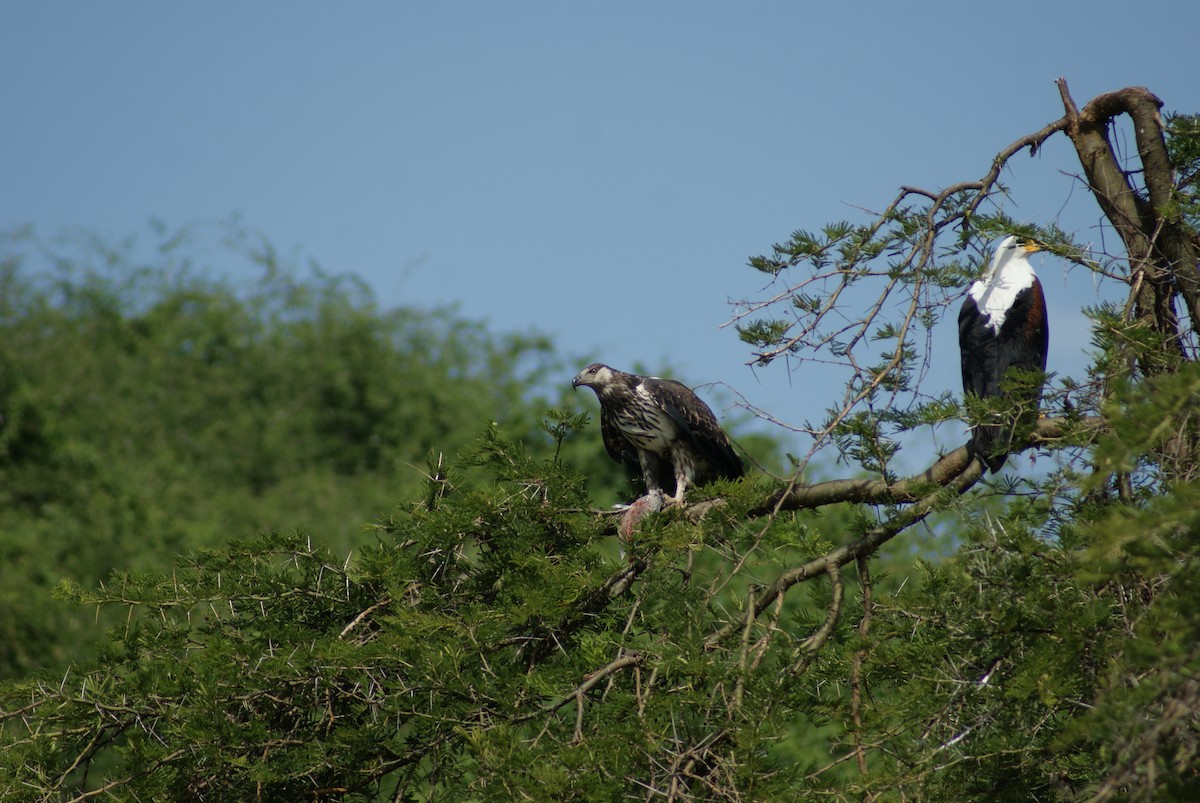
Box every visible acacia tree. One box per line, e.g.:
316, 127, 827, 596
2, 81, 1198, 801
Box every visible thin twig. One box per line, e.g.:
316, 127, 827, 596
851, 554, 873, 777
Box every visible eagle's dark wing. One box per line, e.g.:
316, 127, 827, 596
642, 377, 744, 480
1000, 280, 1049, 378
958, 296, 997, 399
599, 406, 640, 470
958, 280, 1049, 472
959, 282, 1048, 399
959, 296, 1005, 472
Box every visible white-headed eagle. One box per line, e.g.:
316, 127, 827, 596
572, 363, 744, 504
958, 236, 1049, 473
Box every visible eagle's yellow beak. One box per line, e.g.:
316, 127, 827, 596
1021, 241, 1043, 254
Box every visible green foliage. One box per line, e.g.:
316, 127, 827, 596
1088, 362, 1200, 484
0, 224, 562, 678
792, 487, 1200, 800
1166, 113, 1200, 230
0, 432, 819, 800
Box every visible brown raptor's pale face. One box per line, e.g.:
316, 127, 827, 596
571, 362, 617, 390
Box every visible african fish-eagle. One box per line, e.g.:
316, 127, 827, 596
958, 236, 1049, 473
572, 363, 744, 504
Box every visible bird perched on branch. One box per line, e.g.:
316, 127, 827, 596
958, 236, 1050, 473
572, 363, 744, 505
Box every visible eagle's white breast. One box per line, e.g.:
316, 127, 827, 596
968, 261, 1035, 333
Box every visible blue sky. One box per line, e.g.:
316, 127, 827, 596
3, 2, 1197, 466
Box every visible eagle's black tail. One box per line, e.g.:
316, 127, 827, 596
969, 425, 1009, 474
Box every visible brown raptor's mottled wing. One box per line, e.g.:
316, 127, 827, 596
599, 405, 641, 470
641, 377, 744, 481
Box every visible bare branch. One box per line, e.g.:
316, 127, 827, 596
338, 597, 391, 640
687, 416, 1102, 522
515, 654, 644, 724
790, 562, 846, 676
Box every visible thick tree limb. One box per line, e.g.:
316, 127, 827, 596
683, 415, 1100, 522
1058, 79, 1199, 360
